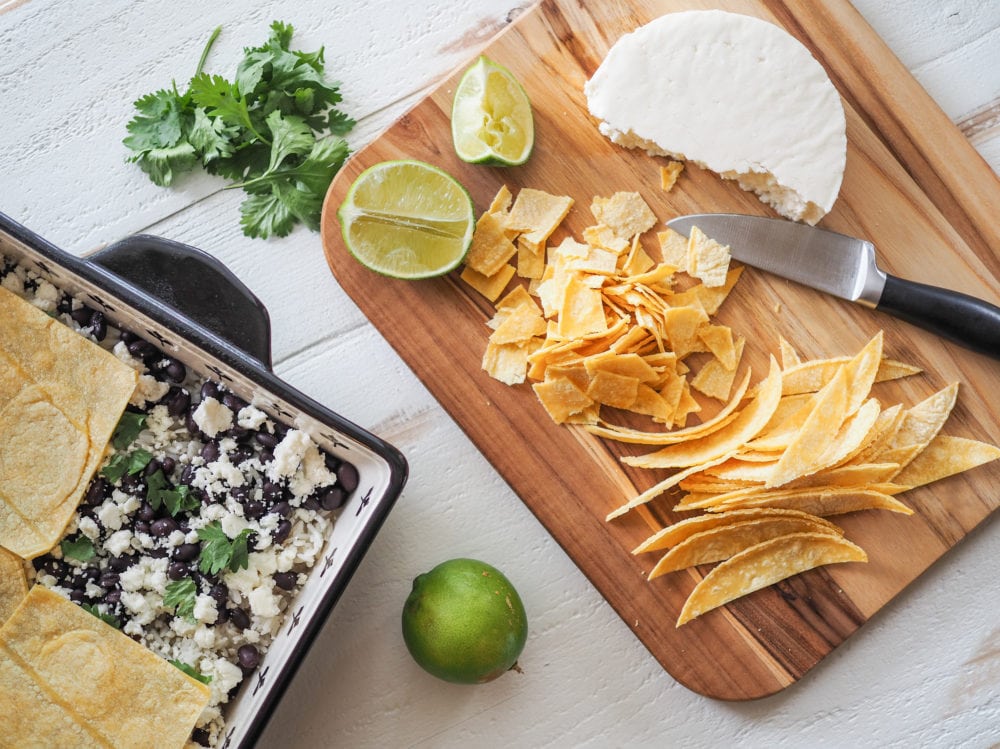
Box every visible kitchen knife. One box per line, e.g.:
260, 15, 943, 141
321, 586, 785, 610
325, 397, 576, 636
668, 213, 1000, 361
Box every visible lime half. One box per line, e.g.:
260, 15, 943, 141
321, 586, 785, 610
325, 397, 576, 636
337, 160, 475, 280
451, 56, 534, 166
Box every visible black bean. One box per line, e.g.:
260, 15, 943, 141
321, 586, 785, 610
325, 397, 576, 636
127, 338, 156, 359
133, 520, 150, 535
237, 644, 260, 671
109, 554, 134, 572
83, 567, 101, 583
120, 472, 145, 492
230, 445, 253, 465
273, 571, 297, 591
259, 449, 274, 465
229, 485, 250, 503
70, 306, 93, 325
200, 381, 221, 400
271, 501, 292, 519
244, 500, 266, 520
163, 359, 186, 383
185, 413, 203, 437
119, 330, 138, 343
180, 464, 197, 485
272, 519, 292, 545
201, 442, 220, 462
70, 589, 85, 602
84, 478, 107, 506
88, 311, 107, 341
168, 562, 189, 581
192, 728, 211, 746
150, 518, 178, 537
262, 481, 283, 503
104, 589, 122, 606
302, 497, 321, 512
98, 571, 119, 589
222, 393, 247, 412
336, 462, 360, 494
56, 295, 74, 314
165, 387, 191, 417
229, 607, 250, 630
148, 548, 169, 559
318, 486, 348, 512
144, 458, 162, 477
173, 543, 200, 563
323, 452, 342, 473
137, 502, 156, 523
254, 431, 279, 449
210, 583, 229, 609
160, 456, 177, 476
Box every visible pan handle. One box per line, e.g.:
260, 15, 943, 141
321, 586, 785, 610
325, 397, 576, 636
89, 235, 273, 369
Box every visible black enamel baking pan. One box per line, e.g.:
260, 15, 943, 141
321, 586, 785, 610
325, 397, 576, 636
0, 211, 407, 748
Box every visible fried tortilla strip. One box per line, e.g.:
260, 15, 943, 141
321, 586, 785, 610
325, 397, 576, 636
649, 515, 843, 579
893, 434, 1000, 487
0, 586, 210, 748
676, 532, 868, 625
633, 507, 841, 554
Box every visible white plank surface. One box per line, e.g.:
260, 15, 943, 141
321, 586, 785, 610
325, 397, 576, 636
2, 1, 999, 747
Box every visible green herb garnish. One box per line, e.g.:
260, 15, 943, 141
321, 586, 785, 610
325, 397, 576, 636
163, 577, 198, 621
60, 536, 95, 563
169, 660, 213, 684
123, 20, 354, 239
100, 448, 154, 484
82, 603, 121, 629
197, 522, 253, 575
112, 411, 147, 449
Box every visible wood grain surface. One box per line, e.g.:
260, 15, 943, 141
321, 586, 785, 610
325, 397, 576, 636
320, 0, 1000, 700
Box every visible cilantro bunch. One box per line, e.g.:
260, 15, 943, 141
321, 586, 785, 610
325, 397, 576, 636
124, 21, 355, 239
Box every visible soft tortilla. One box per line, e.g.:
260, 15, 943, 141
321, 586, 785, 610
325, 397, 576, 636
0, 586, 210, 748
0, 288, 137, 558
0, 547, 28, 626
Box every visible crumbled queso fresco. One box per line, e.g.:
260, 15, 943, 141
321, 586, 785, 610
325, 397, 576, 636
1, 256, 358, 747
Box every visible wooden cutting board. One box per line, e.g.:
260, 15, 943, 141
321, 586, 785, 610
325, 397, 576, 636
321, 0, 1000, 700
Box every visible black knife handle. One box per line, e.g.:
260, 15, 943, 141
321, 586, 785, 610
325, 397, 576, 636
877, 274, 1000, 360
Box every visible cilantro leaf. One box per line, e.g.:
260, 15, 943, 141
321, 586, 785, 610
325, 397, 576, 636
112, 411, 147, 450
187, 107, 238, 164
190, 73, 269, 144
162, 485, 200, 517
100, 453, 130, 483
197, 522, 253, 575
124, 20, 354, 239
60, 535, 95, 563
163, 578, 197, 621
169, 660, 213, 684
82, 603, 121, 629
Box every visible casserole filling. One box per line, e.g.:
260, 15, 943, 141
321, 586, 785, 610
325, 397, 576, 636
1, 254, 357, 747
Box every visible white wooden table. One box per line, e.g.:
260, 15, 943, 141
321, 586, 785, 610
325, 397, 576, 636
2, 1, 999, 746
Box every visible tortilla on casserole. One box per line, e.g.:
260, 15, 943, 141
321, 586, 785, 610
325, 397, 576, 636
0, 547, 28, 626
0, 586, 210, 748
0, 288, 137, 558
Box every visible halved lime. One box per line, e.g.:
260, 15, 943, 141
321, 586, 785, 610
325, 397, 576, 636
337, 160, 475, 280
451, 56, 534, 166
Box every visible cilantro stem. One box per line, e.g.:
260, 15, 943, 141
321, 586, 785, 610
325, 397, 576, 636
196, 25, 223, 77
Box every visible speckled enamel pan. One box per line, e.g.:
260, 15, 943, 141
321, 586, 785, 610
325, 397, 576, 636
0, 211, 408, 749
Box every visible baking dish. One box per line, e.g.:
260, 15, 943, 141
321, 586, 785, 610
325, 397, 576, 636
0, 211, 407, 748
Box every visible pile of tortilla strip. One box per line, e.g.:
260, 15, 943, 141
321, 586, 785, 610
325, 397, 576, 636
0, 286, 210, 746
461, 181, 1000, 627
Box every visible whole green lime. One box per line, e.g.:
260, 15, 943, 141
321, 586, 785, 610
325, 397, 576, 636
401, 558, 528, 684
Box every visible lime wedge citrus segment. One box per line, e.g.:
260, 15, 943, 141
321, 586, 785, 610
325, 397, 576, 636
451, 56, 534, 166
337, 160, 475, 280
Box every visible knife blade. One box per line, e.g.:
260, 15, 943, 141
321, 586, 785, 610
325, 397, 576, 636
667, 213, 1000, 361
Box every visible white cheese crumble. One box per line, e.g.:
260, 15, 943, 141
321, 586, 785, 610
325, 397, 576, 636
193, 396, 234, 438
